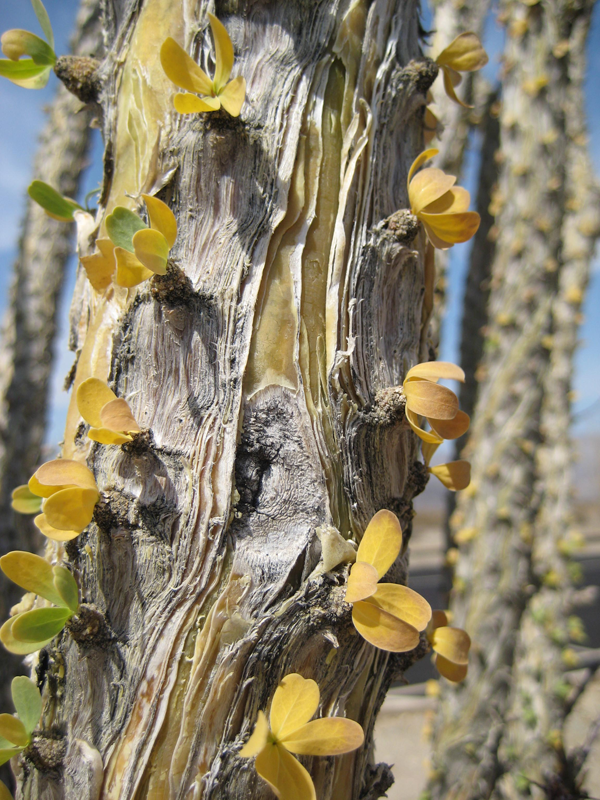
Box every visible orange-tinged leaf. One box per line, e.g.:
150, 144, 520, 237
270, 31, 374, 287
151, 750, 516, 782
369, 584, 432, 631
409, 168, 456, 215
281, 717, 364, 756
132, 228, 169, 275
0, 716, 28, 748
429, 460, 471, 491
208, 12, 234, 92
406, 362, 465, 382
405, 407, 444, 445
432, 626, 471, 665
239, 710, 269, 757
430, 609, 449, 630
76, 377, 117, 428
422, 185, 471, 215
87, 427, 133, 445
419, 210, 481, 244
407, 148, 439, 185
441, 65, 472, 108
80, 239, 116, 292
421, 440, 440, 467
429, 409, 470, 440
352, 601, 420, 652
160, 37, 213, 96
34, 514, 81, 542
0, 616, 54, 655
11, 485, 42, 514
270, 674, 319, 740
114, 247, 153, 288
173, 92, 220, 113
422, 221, 455, 250
31, 459, 97, 494
345, 561, 378, 603
43, 487, 98, 532
255, 742, 316, 800
436, 32, 488, 72
100, 398, 140, 434
356, 509, 403, 579
219, 75, 246, 117
424, 106, 439, 144
142, 194, 177, 249
404, 379, 459, 420
434, 654, 468, 682
0, 551, 65, 607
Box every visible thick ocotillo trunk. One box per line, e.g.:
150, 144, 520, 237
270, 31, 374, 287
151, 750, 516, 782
427, 1, 597, 798
0, 0, 101, 772
17, 1, 437, 798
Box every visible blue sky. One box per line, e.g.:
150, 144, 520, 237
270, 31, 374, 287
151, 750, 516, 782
0, 0, 598, 448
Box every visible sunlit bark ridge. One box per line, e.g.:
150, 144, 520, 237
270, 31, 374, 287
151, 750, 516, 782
20, 1, 439, 797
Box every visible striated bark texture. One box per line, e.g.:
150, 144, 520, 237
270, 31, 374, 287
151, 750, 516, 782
427, 1, 598, 798
13, 1, 440, 798
0, 0, 101, 756
496, 6, 600, 795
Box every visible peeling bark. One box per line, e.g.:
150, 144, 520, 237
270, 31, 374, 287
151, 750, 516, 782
428, 1, 599, 798
0, 0, 101, 774
12, 1, 439, 798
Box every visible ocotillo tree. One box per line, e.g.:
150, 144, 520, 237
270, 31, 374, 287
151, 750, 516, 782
0, 1, 480, 797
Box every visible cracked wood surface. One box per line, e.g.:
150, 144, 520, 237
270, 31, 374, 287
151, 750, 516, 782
15, 1, 437, 798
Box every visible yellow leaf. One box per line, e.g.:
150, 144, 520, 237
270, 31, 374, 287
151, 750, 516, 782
42, 487, 99, 532
208, 12, 234, 92
432, 626, 471, 665
29, 459, 97, 497
88, 428, 133, 445
255, 742, 316, 800
423, 106, 439, 144
0, 715, 28, 748
219, 75, 246, 117
436, 32, 488, 72
419, 210, 481, 245
240, 710, 269, 757
434, 654, 468, 683
76, 377, 117, 428
405, 407, 444, 444
352, 601, 420, 652
80, 239, 116, 292
422, 186, 471, 215
0, 551, 65, 607
159, 37, 213, 96
34, 514, 81, 542
142, 194, 177, 249
173, 92, 221, 113
0, 616, 54, 655
114, 247, 154, 288
270, 674, 319, 740
404, 379, 459, 420
441, 65, 472, 108
355, 509, 403, 579
10, 485, 42, 514
429, 461, 471, 491
345, 561, 379, 603
369, 584, 432, 631
407, 149, 439, 185
100, 398, 140, 434
132, 228, 169, 275
406, 362, 465, 383
281, 717, 364, 756
409, 168, 456, 215
430, 610, 449, 630
0, 779, 14, 800
429, 409, 470, 440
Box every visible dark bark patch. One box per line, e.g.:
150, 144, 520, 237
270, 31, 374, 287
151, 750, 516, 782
24, 732, 67, 775
54, 56, 101, 104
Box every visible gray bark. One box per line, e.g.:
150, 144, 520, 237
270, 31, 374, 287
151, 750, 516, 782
14, 1, 438, 798
428, 1, 599, 798
0, 0, 101, 782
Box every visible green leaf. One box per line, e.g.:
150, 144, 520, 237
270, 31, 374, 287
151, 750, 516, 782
0, 551, 67, 607
11, 677, 41, 736
11, 485, 42, 514
0, 779, 14, 800
11, 607, 71, 644
31, 0, 54, 50
1, 30, 56, 65
0, 616, 55, 655
0, 715, 28, 747
105, 207, 147, 252
52, 567, 79, 614
0, 748, 22, 768
0, 58, 47, 81
28, 181, 81, 222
